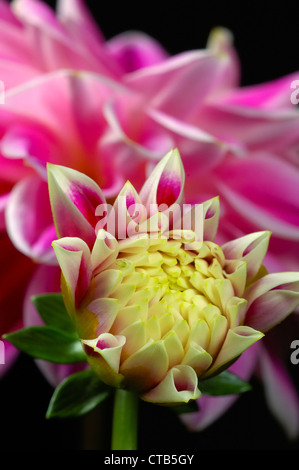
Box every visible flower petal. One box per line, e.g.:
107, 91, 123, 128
181, 343, 260, 431
259, 345, 299, 439
222, 231, 271, 282
52, 237, 92, 311
141, 365, 200, 404
139, 147, 185, 214
245, 272, 299, 332
47, 163, 106, 248
6, 175, 57, 263
205, 325, 264, 376
120, 339, 169, 392
202, 197, 220, 242
106, 31, 168, 73
82, 334, 125, 388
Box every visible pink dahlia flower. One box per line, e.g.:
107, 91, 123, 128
0, 0, 298, 436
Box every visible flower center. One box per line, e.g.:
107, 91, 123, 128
103, 230, 245, 373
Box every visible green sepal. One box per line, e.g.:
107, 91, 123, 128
46, 369, 111, 418
172, 399, 199, 414
31, 293, 74, 333
3, 326, 86, 364
198, 370, 252, 396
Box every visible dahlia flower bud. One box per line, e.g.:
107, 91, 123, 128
49, 149, 299, 405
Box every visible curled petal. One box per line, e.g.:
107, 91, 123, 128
91, 230, 119, 273
245, 272, 299, 332
82, 333, 126, 388
205, 325, 264, 377
202, 197, 220, 242
142, 365, 200, 404
222, 231, 271, 282
47, 163, 106, 248
52, 237, 92, 310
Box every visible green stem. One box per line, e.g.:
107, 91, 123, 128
111, 389, 139, 450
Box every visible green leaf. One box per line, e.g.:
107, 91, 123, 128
46, 369, 111, 418
3, 326, 86, 364
31, 293, 75, 333
198, 370, 252, 396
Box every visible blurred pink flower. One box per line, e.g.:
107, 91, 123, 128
0, 0, 298, 437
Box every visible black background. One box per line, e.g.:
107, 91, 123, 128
1, 0, 299, 451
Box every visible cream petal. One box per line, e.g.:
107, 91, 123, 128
222, 231, 271, 282
205, 325, 264, 377
120, 339, 169, 392
141, 365, 200, 404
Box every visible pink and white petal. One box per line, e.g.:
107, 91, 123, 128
1, 121, 61, 179
106, 31, 168, 74
83, 333, 126, 373
197, 100, 299, 153
222, 231, 271, 282
213, 153, 299, 241
82, 337, 124, 388
57, 0, 122, 77
147, 108, 227, 174
142, 365, 200, 404
259, 345, 299, 439
124, 49, 231, 118
47, 163, 106, 247
0, 1, 22, 26
181, 343, 260, 431
139, 148, 185, 213
0, 15, 33, 65
245, 272, 299, 331
0, 57, 38, 89
6, 176, 57, 263
12, 0, 109, 74
221, 72, 299, 110
52, 237, 92, 309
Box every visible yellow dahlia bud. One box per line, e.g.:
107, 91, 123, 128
49, 149, 299, 405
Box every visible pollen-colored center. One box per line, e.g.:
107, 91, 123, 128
103, 230, 245, 379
